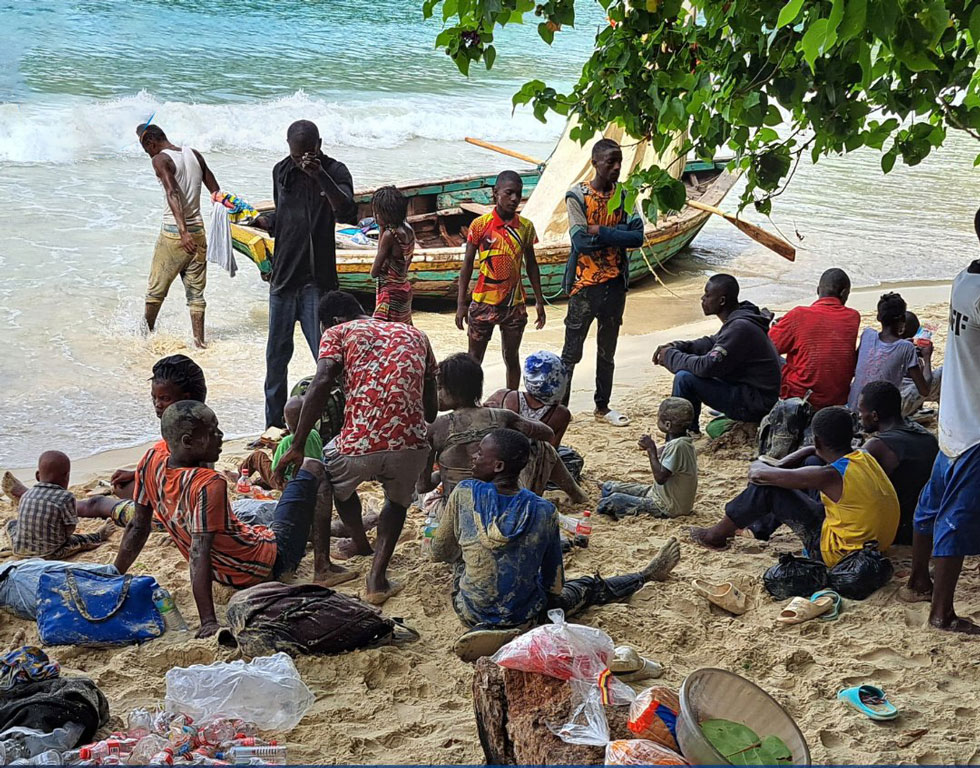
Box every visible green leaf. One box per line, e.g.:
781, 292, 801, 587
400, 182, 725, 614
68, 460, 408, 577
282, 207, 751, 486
881, 150, 896, 173
827, 0, 845, 39
484, 44, 496, 69
838, 0, 866, 41
442, 0, 458, 20
801, 18, 829, 69
868, 0, 897, 39
973, 151, 980, 167
776, 0, 805, 28
537, 21, 555, 44
970, 6, 980, 47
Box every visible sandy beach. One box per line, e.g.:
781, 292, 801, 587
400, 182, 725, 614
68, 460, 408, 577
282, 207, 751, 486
3, 289, 976, 765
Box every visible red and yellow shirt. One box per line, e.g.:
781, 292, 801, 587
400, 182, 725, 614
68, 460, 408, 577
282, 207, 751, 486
466, 209, 537, 307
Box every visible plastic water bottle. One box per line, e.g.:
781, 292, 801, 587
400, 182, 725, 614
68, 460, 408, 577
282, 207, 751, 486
195, 719, 237, 748
420, 514, 439, 557
236, 470, 252, 494
125, 734, 170, 765
225, 745, 287, 764
574, 510, 593, 548
152, 587, 189, 632
0, 741, 29, 764
10, 749, 62, 765
147, 747, 174, 765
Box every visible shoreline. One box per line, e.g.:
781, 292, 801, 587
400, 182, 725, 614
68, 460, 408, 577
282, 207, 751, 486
5, 276, 953, 484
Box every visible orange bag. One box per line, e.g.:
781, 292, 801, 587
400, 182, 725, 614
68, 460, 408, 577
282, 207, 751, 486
627, 686, 680, 751
605, 739, 688, 765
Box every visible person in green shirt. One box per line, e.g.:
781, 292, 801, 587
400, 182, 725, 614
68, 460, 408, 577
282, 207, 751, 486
242, 397, 323, 489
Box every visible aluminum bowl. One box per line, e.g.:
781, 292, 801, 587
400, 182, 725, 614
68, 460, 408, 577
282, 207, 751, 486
677, 668, 811, 765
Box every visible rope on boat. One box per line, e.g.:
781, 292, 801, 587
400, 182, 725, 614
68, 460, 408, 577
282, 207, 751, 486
638, 247, 683, 299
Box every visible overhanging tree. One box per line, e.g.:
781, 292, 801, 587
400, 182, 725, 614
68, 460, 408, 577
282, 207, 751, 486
423, 0, 980, 218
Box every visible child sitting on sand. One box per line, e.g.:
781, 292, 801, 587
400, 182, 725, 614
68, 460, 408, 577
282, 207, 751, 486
5, 451, 113, 559
240, 396, 324, 490
597, 397, 698, 519
371, 186, 415, 324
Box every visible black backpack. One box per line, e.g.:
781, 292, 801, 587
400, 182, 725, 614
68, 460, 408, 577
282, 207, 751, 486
758, 395, 813, 460
218, 582, 416, 657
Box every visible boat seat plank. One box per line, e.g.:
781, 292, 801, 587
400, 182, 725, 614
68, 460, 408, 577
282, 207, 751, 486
407, 207, 462, 224
460, 202, 495, 216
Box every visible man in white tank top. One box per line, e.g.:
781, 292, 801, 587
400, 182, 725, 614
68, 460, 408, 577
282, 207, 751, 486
138, 123, 220, 347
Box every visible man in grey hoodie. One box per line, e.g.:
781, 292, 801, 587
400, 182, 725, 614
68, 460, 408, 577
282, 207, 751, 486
654, 274, 781, 434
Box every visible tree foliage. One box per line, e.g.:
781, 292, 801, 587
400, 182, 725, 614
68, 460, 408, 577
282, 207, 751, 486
423, 0, 980, 218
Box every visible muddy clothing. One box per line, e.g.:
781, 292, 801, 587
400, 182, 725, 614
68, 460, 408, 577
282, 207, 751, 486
146, 227, 207, 310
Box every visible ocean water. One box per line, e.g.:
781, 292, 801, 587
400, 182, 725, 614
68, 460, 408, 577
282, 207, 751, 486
1, 0, 977, 467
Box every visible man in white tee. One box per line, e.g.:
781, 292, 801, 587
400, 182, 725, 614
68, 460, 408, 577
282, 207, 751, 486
902, 209, 980, 634
137, 123, 220, 347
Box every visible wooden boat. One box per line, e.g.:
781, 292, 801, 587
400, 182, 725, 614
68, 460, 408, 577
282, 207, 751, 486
230, 159, 737, 301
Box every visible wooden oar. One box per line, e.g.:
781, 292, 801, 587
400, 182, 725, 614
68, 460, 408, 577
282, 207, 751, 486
465, 137, 542, 166
686, 199, 796, 262
464, 137, 796, 261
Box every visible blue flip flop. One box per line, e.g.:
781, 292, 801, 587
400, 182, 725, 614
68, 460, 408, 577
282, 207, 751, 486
811, 589, 842, 621
837, 685, 899, 721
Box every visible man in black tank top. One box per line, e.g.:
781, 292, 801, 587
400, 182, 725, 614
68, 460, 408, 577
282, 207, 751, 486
858, 380, 939, 545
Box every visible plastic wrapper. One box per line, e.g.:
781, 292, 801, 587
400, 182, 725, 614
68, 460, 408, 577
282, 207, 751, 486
605, 739, 688, 765
627, 686, 680, 750
763, 553, 828, 600
828, 540, 894, 599
164, 653, 313, 731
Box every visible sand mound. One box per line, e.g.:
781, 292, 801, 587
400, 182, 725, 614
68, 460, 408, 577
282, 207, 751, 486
1, 303, 977, 764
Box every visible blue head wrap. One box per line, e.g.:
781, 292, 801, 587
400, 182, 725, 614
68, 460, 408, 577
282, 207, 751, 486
523, 350, 568, 405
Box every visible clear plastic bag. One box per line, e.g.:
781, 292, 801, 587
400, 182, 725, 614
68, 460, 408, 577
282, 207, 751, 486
164, 653, 313, 731
492, 611, 634, 747
605, 739, 688, 765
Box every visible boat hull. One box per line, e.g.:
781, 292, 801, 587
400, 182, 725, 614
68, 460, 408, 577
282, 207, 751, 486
231, 161, 737, 301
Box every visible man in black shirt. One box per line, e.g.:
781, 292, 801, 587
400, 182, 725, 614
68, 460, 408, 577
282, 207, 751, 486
253, 120, 356, 428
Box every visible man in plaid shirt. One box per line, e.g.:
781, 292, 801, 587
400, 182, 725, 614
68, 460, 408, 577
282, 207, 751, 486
6, 452, 113, 559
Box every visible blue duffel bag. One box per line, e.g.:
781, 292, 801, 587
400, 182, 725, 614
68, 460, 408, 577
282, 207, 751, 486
37, 569, 165, 647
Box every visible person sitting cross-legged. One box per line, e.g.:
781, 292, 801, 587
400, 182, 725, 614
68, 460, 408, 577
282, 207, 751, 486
114, 401, 341, 638
691, 406, 899, 565
431, 428, 680, 660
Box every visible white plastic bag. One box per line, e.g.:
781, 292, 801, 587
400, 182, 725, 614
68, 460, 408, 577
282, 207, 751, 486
206, 201, 237, 277
164, 653, 313, 731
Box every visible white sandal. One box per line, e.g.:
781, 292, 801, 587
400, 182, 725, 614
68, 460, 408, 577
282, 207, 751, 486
597, 409, 630, 427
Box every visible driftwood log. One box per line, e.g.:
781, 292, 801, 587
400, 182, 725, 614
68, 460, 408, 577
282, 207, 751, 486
472, 658, 632, 765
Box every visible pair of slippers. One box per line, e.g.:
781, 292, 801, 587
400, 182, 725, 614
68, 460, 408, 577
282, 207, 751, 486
838, 685, 899, 721
693, 579, 747, 615
777, 589, 842, 625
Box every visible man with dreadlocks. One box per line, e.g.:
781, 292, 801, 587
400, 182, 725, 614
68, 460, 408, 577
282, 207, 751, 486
136, 123, 220, 348
371, 185, 416, 323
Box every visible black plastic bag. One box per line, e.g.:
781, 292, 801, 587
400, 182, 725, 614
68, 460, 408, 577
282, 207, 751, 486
828, 540, 894, 600
546, 445, 585, 490
763, 553, 829, 600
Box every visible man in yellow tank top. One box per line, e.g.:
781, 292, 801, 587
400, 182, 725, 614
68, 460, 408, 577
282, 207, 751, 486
691, 407, 899, 565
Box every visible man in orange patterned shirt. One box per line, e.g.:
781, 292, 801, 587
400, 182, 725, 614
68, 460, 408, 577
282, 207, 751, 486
456, 171, 546, 389
560, 139, 644, 427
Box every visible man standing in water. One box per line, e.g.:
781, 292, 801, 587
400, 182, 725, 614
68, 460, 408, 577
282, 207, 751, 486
901, 209, 980, 634
252, 120, 356, 430
560, 138, 644, 427
137, 124, 220, 348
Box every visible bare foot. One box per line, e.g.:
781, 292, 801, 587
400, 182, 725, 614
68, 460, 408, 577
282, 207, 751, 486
689, 526, 730, 552
313, 564, 358, 588
896, 585, 932, 603
331, 537, 372, 561
642, 537, 681, 582
2, 471, 27, 503
364, 578, 403, 605
568, 486, 589, 505
97, 520, 116, 541
930, 614, 980, 635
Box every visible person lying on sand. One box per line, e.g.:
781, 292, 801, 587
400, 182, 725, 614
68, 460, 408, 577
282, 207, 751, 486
484, 350, 572, 446
597, 397, 698, 520
691, 406, 899, 566
419, 353, 587, 522
240, 396, 323, 491
114, 401, 348, 638
4, 451, 113, 560
431, 428, 680, 660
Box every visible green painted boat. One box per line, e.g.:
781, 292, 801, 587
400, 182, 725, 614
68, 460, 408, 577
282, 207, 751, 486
230, 159, 737, 301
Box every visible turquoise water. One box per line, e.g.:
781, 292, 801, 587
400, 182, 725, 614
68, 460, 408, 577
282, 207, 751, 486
1, 1, 977, 467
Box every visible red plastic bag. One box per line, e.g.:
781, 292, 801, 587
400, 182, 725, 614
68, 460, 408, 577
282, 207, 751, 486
605, 739, 688, 765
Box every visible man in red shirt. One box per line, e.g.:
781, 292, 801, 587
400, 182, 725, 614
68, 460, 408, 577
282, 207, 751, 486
278, 291, 438, 605
768, 269, 860, 409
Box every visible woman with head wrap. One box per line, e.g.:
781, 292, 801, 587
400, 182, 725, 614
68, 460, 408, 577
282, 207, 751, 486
485, 351, 572, 446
